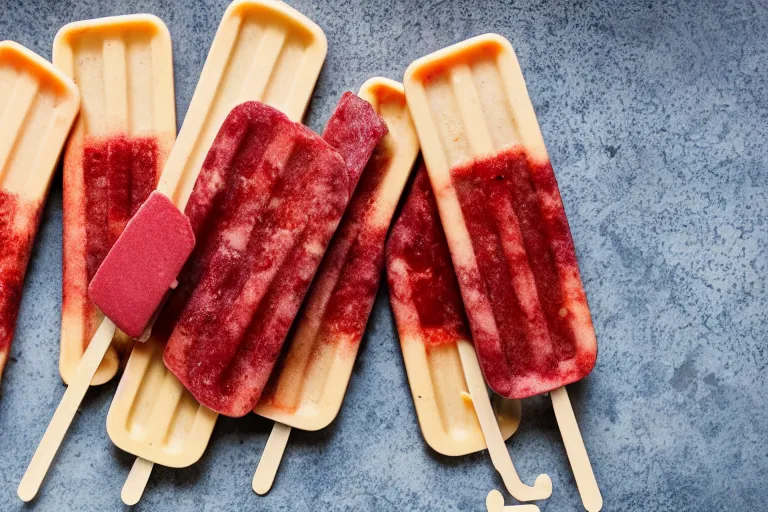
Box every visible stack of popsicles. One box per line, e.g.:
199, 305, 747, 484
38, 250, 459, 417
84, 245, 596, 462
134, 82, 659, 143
251, 77, 420, 494
4, 1, 603, 509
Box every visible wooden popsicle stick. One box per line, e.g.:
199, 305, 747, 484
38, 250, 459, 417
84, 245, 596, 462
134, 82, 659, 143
550, 387, 602, 511
18, 318, 117, 501
486, 489, 541, 512
252, 422, 292, 495
121, 457, 154, 505
457, 340, 552, 503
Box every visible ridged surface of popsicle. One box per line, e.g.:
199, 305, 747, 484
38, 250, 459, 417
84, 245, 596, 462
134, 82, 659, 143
255, 78, 418, 430
54, 14, 176, 384
404, 34, 597, 399
0, 41, 80, 381
163, 101, 349, 417
163, 95, 386, 417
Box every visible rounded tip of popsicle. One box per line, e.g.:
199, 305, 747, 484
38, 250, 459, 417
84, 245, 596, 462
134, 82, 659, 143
17, 481, 37, 502
486, 489, 504, 511
252, 480, 271, 496
121, 487, 141, 507
584, 494, 604, 512
533, 473, 553, 500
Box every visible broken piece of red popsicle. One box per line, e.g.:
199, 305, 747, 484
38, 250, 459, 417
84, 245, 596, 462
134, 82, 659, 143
87, 191, 195, 339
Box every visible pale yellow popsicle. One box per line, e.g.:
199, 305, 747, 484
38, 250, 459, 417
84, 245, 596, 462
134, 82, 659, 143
0, 41, 80, 382
105, 0, 327, 504
54, 14, 176, 386
249, 78, 419, 494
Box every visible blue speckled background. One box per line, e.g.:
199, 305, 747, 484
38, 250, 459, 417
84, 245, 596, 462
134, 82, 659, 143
2, 0, 767, 510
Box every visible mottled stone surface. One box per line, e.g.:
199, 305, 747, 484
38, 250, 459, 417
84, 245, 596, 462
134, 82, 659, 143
1, 0, 767, 510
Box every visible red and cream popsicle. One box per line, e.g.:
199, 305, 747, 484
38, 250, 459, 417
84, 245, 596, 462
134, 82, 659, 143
0, 41, 80, 382
404, 34, 601, 510
162, 93, 387, 418
386, 165, 521, 457
251, 78, 419, 494
54, 15, 177, 384
387, 166, 550, 503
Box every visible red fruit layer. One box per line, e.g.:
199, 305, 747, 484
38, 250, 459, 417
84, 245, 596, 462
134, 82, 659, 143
317, 149, 394, 342
63, 134, 160, 346
322, 92, 389, 191
163, 97, 386, 417
450, 148, 596, 399
258, 141, 396, 412
386, 165, 470, 348
82, 135, 159, 281
0, 191, 41, 377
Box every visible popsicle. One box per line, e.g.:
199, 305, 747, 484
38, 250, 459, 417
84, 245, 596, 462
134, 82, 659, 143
404, 34, 601, 510
386, 165, 521, 456
0, 41, 80, 382
16, 16, 175, 501
387, 165, 548, 502
106, 1, 330, 504
163, 93, 387, 418
55, 14, 177, 385
251, 78, 419, 494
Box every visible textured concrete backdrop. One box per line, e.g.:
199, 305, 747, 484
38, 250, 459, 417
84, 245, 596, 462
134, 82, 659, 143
1, 0, 767, 510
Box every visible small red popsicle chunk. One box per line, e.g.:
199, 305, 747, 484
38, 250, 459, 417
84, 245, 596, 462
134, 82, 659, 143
322, 92, 389, 190
386, 165, 470, 348
88, 191, 195, 339
162, 96, 386, 417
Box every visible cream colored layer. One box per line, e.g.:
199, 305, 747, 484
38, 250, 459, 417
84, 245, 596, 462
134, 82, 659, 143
253, 78, 419, 431
156, 0, 327, 210
53, 14, 176, 385
386, 257, 520, 457
106, 0, 327, 467
0, 41, 79, 200
106, 336, 217, 467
